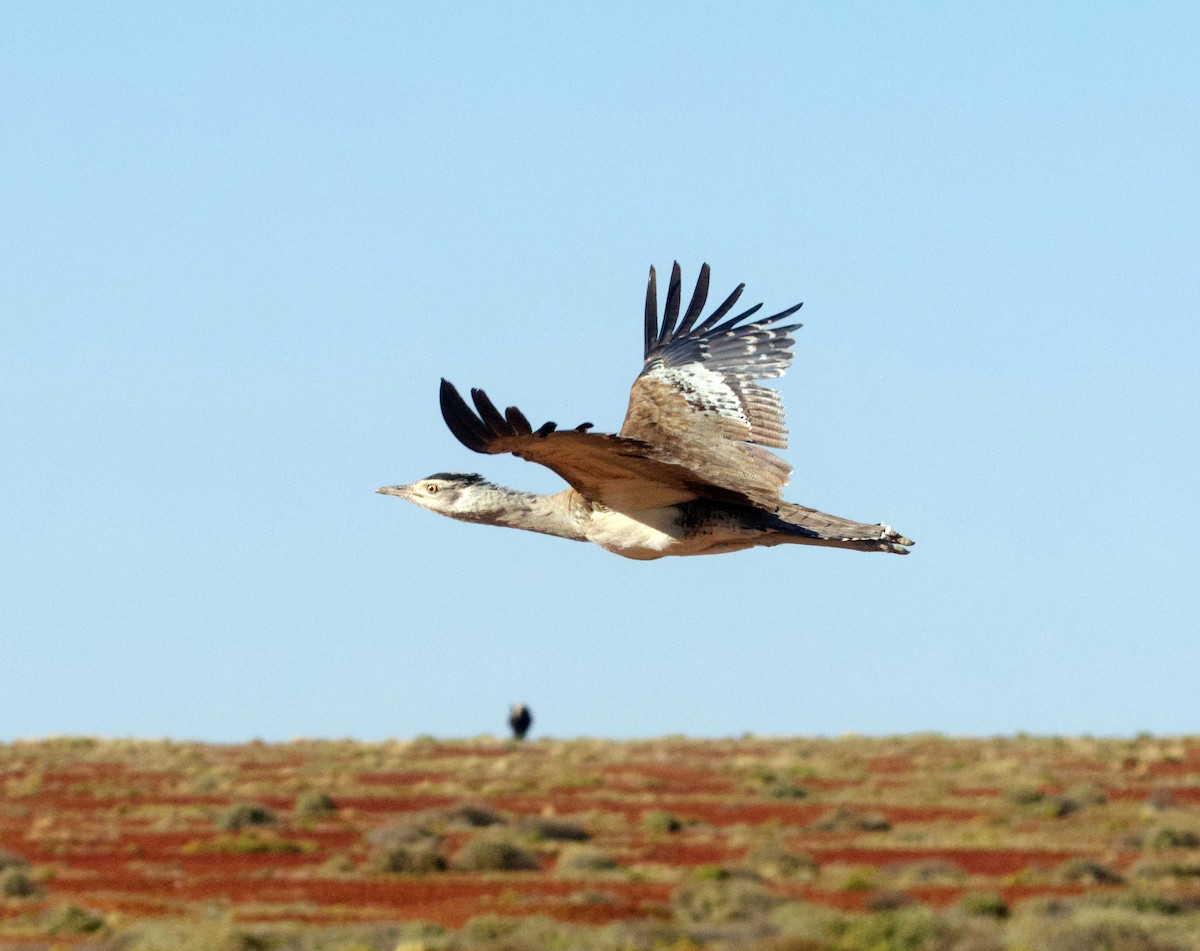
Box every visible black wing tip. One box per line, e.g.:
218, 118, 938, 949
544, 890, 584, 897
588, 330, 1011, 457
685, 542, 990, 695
437, 378, 594, 452
439, 379, 491, 454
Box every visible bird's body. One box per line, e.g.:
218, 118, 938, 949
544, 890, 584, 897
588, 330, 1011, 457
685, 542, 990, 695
509, 704, 533, 740
379, 264, 913, 559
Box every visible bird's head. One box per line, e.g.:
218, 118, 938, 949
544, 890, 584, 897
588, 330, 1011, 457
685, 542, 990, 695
376, 472, 491, 517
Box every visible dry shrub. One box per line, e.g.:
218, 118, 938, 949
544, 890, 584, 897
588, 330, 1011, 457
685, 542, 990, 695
443, 803, 505, 828
518, 816, 590, 842
673, 879, 781, 925
452, 836, 540, 872
293, 790, 337, 819
1010, 906, 1198, 951
554, 844, 620, 876
746, 843, 818, 882
367, 818, 446, 874
215, 803, 276, 831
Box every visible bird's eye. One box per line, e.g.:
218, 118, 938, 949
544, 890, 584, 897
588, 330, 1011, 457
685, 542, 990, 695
425, 483, 439, 494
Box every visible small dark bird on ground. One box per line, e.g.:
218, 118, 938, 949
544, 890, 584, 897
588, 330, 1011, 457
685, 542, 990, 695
509, 704, 532, 741
378, 263, 913, 559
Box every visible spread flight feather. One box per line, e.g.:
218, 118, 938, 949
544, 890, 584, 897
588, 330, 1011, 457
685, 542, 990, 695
441, 263, 801, 513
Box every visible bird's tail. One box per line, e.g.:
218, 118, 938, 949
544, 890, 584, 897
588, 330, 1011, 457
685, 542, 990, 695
772, 502, 914, 555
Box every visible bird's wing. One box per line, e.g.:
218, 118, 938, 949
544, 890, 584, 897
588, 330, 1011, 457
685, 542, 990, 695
439, 379, 758, 510
618, 262, 802, 509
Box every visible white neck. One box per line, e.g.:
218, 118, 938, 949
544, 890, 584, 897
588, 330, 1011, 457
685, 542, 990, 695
450, 485, 588, 542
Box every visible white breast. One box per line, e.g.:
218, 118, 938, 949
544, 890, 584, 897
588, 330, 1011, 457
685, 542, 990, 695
585, 506, 685, 560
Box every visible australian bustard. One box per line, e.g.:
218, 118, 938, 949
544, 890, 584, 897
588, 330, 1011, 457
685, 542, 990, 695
378, 263, 913, 560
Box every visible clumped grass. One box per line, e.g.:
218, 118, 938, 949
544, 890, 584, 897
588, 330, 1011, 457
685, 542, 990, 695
833, 906, 955, 951
746, 844, 819, 881
374, 839, 447, 874
814, 808, 891, 833
554, 844, 620, 876
883, 860, 965, 887
1009, 906, 1200, 951
959, 891, 1010, 919
294, 790, 338, 819
519, 816, 590, 842
443, 803, 505, 828
643, 810, 683, 834
367, 818, 447, 874
1006, 784, 1045, 806
1057, 858, 1125, 885
839, 867, 877, 892
1147, 827, 1200, 850
215, 802, 277, 831
672, 879, 781, 925
1034, 795, 1081, 819
0, 865, 38, 897
1130, 855, 1200, 880
182, 832, 316, 854
866, 890, 915, 912
0, 847, 27, 871
45, 904, 106, 935
452, 837, 540, 872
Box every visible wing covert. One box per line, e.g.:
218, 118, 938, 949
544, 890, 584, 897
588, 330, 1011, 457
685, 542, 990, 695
438, 379, 759, 510
620, 263, 803, 505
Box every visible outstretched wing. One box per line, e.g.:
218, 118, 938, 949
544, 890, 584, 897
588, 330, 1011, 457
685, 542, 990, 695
619, 262, 802, 507
438, 379, 758, 510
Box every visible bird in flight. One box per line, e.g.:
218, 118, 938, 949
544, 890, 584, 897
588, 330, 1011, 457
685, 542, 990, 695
378, 264, 913, 560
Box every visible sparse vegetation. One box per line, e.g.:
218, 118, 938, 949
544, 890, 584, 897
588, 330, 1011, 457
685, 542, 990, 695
294, 789, 338, 818
959, 891, 1010, 918
518, 815, 590, 841
2, 734, 1200, 949
215, 802, 277, 831
643, 810, 683, 834
451, 836, 540, 872
1147, 827, 1200, 850
673, 879, 781, 924
554, 844, 620, 875
0, 866, 38, 897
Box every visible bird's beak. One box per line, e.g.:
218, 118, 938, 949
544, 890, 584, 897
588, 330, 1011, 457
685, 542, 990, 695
376, 485, 411, 498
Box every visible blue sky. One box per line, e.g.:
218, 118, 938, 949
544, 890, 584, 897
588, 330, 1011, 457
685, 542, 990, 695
3, 4, 1198, 741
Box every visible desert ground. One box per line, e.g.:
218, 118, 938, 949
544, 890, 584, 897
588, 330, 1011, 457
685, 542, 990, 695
2, 734, 1200, 949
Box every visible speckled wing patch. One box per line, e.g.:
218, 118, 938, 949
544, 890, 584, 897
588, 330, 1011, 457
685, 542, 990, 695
620, 263, 803, 507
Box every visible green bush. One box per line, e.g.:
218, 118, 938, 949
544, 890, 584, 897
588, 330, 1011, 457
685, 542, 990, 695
46, 904, 105, 935
672, 879, 781, 925
765, 780, 809, 799
0, 848, 27, 872
182, 832, 315, 855
443, 804, 504, 828
451, 837, 540, 872
1010, 906, 1194, 951
367, 818, 447, 874
216, 802, 277, 831
294, 790, 338, 819
0, 866, 38, 898
1035, 795, 1080, 819
1131, 857, 1200, 880
747, 844, 819, 881
959, 891, 1009, 919
1147, 828, 1200, 850
1058, 858, 1124, 885
519, 816, 590, 842
1006, 785, 1045, 805
374, 840, 447, 874
833, 907, 953, 951
643, 810, 683, 834
554, 844, 619, 875
815, 808, 891, 833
